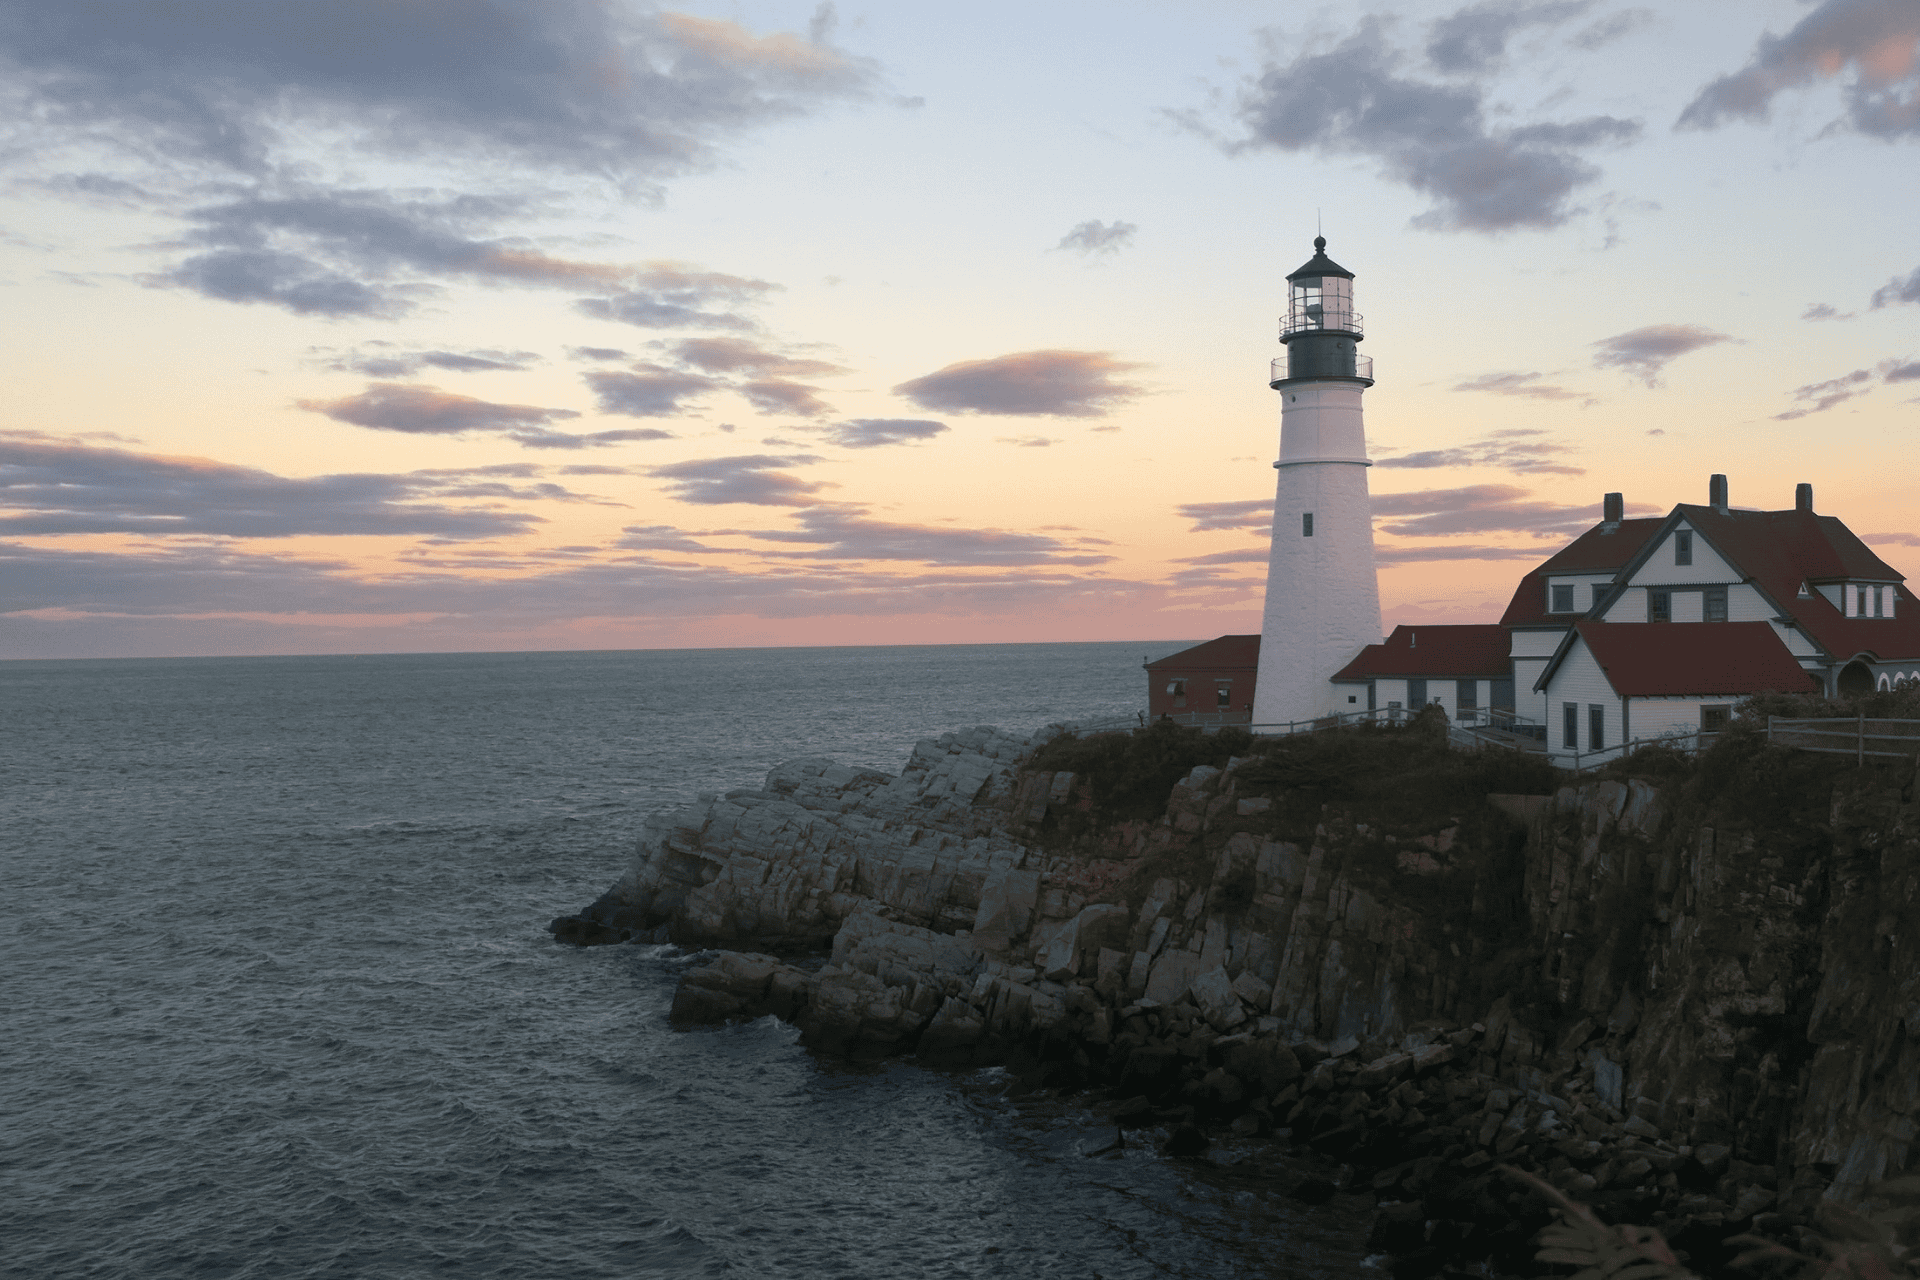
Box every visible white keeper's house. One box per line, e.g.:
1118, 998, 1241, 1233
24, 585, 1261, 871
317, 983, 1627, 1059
1151, 237, 1920, 765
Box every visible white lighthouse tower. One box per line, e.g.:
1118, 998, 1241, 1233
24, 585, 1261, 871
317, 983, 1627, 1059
1251, 237, 1383, 725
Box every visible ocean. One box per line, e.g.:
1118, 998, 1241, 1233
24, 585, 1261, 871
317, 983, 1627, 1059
2, 643, 1373, 1279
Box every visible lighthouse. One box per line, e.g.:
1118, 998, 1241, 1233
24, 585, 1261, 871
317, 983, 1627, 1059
1250, 236, 1384, 725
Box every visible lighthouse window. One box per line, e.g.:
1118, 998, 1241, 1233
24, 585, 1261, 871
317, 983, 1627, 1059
1302, 512, 1314, 537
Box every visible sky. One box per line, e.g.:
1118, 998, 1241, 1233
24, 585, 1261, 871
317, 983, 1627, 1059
1, 0, 1916, 660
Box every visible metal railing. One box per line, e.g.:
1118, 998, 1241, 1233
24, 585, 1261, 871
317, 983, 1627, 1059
1280, 307, 1363, 338
1268, 353, 1373, 384
1767, 715, 1920, 763
1552, 731, 1709, 773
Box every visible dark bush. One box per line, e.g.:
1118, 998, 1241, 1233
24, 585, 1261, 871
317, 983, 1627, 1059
1027, 719, 1255, 826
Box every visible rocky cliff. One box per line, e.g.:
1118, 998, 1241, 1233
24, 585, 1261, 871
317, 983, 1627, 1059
553, 717, 1920, 1275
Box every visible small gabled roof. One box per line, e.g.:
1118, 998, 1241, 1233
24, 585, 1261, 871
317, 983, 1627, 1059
1499, 518, 1665, 626
1331, 624, 1510, 681
1542, 621, 1811, 697
1145, 634, 1260, 670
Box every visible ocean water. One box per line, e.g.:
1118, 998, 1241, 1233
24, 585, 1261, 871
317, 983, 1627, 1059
2, 643, 1372, 1279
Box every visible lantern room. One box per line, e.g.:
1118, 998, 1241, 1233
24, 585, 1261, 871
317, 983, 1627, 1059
1273, 236, 1372, 386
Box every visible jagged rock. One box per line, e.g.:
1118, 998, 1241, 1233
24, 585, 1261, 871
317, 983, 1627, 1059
1188, 966, 1247, 1030
669, 951, 808, 1026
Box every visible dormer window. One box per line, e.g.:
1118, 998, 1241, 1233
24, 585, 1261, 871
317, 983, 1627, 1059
1674, 530, 1693, 566
1550, 583, 1575, 613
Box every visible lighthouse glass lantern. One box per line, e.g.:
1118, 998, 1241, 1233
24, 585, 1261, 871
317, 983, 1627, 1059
1287, 273, 1354, 334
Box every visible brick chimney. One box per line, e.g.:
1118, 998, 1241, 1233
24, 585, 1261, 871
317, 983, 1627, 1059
1796, 482, 1814, 512
1709, 474, 1729, 513
1602, 492, 1623, 530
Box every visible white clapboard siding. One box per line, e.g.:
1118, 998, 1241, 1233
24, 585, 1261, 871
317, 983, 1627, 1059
1542, 636, 1619, 760
1631, 523, 1738, 586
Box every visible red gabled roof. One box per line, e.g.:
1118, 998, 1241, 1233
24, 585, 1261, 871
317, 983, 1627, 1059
1570, 620, 1811, 697
1331, 624, 1510, 681
1673, 505, 1920, 662
1145, 634, 1260, 670
1500, 518, 1665, 626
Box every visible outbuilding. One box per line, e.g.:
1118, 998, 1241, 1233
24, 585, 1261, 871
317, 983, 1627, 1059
1144, 635, 1260, 723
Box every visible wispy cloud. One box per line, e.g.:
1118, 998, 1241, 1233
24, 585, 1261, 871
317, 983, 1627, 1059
1452, 371, 1591, 402
1678, 0, 1920, 139
650, 454, 828, 506
0, 433, 575, 539
1376, 428, 1585, 475
1591, 324, 1737, 387
297, 383, 578, 435
584, 366, 721, 417
314, 344, 541, 377
1213, 12, 1641, 231
1054, 219, 1137, 255
894, 350, 1144, 417
742, 507, 1114, 567
825, 419, 948, 449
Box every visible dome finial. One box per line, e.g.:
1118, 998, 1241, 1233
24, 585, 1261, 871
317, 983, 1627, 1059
1314, 234, 1326, 252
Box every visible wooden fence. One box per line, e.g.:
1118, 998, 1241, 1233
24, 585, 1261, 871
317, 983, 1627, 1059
1766, 716, 1920, 763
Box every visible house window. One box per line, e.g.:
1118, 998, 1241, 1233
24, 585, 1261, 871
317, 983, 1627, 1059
1215, 684, 1232, 708
1550, 583, 1575, 613
1701, 705, 1731, 735
1591, 583, 1607, 609
1675, 531, 1693, 566
1650, 589, 1671, 623
1704, 586, 1727, 622
1563, 702, 1578, 750
1875, 586, 1886, 618
1589, 704, 1605, 752
1165, 679, 1186, 696
1303, 512, 1314, 537
1408, 678, 1427, 707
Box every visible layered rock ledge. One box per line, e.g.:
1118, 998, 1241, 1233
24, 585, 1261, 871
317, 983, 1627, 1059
554, 718, 1920, 1277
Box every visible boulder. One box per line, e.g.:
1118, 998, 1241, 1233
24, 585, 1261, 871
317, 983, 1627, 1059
1188, 966, 1248, 1030
669, 951, 806, 1026
972, 867, 1040, 953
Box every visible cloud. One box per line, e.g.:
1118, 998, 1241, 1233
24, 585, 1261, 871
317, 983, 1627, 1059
1376, 428, 1585, 474
1372, 483, 1640, 537
0, 541, 1161, 636
893, 350, 1145, 417
1774, 368, 1875, 419
0, 2, 874, 182
510, 427, 676, 450
669, 336, 845, 376
1872, 265, 1920, 309
1882, 359, 1920, 382
1569, 8, 1653, 51
1425, 0, 1595, 74
1677, 0, 1920, 138
0, 433, 556, 539
150, 190, 647, 316
584, 366, 721, 417
1376, 543, 1552, 563
615, 524, 718, 553
1452, 371, 1590, 401
568, 346, 630, 362
825, 419, 948, 449
1222, 18, 1641, 231
1801, 303, 1856, 321
1173, 547, 1270, 566
316, 344, 541, 377
297, 383, 578, 436
741, 507, 1113, 567
1590, 324, 1736, 386
739, 378, 834, 418
1055, 220, 1137, 255
996, 436, 1059, 447
650, 453, 827, 506
1176, 498, 1272, 532
575, 265, 779, 330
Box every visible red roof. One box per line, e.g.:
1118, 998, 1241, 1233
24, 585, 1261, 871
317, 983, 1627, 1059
1566, 620, 1812, 697
1671, 505, 1920, 662
1500, 518, 1664, 626
1145, 634, 1260, 669
1331, 624, 1510, 681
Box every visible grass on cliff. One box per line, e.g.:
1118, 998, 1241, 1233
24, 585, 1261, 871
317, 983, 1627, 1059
1027, 718, 1258, 825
